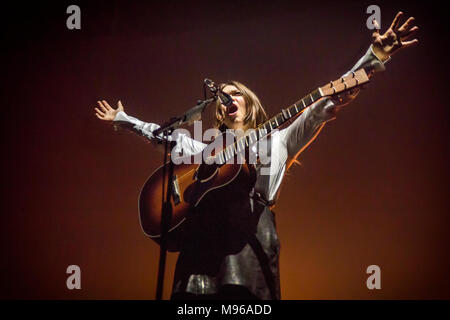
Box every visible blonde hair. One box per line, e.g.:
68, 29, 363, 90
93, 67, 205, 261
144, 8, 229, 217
214, 81, 268, 130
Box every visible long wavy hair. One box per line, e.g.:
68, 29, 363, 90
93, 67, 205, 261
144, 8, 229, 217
214, 81, 268, 131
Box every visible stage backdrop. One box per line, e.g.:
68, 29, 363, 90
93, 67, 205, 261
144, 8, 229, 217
1, 0, 448, 299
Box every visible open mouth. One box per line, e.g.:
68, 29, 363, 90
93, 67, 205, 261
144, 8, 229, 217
227, 104, 238, 115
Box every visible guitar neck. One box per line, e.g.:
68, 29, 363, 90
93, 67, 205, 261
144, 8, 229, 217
216, 68, 370, 164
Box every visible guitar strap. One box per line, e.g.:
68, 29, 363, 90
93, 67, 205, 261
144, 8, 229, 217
250, 135, 275, 209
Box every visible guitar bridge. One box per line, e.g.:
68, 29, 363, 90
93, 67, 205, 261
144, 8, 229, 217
172, 175, 181, 205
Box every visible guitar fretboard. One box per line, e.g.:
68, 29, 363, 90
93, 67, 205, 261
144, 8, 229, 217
216, 89, 322, 164
215, 68, 370, 165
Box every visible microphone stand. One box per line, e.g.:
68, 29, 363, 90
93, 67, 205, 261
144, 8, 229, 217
153, 96, 215, 300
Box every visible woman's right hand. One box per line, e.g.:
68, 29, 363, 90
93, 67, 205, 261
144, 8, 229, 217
94, 100, 124, 121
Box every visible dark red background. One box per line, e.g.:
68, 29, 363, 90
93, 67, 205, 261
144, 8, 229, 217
1, 0, 448, 299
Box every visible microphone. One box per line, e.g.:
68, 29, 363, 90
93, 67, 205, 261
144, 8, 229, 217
204, 78, 233, 107
217, 90, 233, 107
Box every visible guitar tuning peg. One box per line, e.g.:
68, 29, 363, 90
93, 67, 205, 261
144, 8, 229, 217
330, 81, 333, 87
352, 71, 356, 78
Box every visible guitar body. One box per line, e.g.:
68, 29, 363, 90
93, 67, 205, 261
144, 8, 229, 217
138, 132, 257, 251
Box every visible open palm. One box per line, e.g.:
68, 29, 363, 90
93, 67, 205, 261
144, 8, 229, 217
95, 100, 124, 121
372, 11, 419, 61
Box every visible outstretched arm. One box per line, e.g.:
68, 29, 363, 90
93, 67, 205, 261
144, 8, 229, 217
94, 100, 206, 155
282, 11, 418, 160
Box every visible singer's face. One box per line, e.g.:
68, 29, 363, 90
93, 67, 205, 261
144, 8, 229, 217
221, 85, 247, 130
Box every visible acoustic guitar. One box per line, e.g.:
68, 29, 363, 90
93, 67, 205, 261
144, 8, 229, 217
139, 68, 370, 250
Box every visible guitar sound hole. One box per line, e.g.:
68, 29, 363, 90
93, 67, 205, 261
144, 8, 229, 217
196, 163, 218, 182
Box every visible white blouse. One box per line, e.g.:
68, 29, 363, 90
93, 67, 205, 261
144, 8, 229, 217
114, 45, 388, 203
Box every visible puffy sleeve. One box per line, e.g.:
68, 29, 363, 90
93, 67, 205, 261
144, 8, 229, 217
113, 111, 206, 156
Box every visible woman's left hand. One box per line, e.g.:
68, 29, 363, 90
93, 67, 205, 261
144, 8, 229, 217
371, 11, 419, 62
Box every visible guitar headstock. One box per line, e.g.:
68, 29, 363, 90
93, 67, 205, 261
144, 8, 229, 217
319, 68, 370, 97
